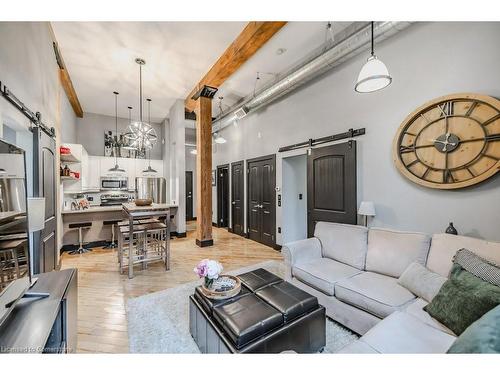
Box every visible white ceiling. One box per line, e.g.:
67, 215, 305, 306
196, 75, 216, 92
52, 21, 352, 123
51, 21, 246, 122
215, 22, 352, 114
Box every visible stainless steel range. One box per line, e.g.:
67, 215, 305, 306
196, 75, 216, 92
100, 193, 130, 206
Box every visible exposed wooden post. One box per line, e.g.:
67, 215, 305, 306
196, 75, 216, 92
195, 94, 214, 247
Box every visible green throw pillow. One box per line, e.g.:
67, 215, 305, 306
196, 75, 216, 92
424, 264, 500, 336
447, 305, 500, 353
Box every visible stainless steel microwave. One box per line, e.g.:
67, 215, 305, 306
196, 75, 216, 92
100, 177, 128, 191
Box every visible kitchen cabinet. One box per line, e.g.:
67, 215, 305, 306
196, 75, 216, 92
87, 156, 101, 191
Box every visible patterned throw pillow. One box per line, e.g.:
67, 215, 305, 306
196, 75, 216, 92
453, 248, 500, 287
424, 260, 500, 336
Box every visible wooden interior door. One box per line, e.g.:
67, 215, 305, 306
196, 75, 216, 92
185, 171, 193, 220
307, 141, 357, 237
230, 161, 244, 236
247, 155, 276, 247
216, 165, 229, 227
33, 127, 57, 273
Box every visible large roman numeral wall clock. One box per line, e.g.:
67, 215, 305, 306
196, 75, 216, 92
393, 93, 500, 189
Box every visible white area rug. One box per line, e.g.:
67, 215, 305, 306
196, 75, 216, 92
127, 260, 358, 353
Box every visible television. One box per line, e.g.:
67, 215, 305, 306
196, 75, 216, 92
0, 139, 31, 326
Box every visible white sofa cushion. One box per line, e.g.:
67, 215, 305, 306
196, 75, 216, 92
359, 311, 456, 353
314, 222, 368, 270
335, 271, 415, 318
426, 233, 500, 277
366, 228, 431, 278
292, 258, 361, 296
404, 298, 455, 336
398, 262, 447, 302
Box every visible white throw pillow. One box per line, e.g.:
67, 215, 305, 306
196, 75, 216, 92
398, 262, 447, 302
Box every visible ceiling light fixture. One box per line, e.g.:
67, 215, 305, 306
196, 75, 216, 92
122, 106, 137, 150
142, 98, 158, 174
355, 22, 392, 93
125, 58, 158, 150
108, 91, 125, 173
213, 97, 227, 145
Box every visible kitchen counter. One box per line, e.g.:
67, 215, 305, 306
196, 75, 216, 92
61, 205, 123, 215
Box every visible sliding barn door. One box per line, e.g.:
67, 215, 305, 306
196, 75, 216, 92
307, 141, 357, 237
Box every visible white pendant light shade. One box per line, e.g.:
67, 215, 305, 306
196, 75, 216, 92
355, 55, 392, 93
190, 149, 197, 155
214, 132, 227, 144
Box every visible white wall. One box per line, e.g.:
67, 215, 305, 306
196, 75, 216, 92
282, 154, 307, 243
212, 22, 500, 242
76, 112, 162, 159
166, 99, 186, 234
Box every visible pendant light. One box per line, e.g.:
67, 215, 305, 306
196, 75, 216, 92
142, 98, 157, 173
122, 106, 137, 150
108, 91, 125, 173
355, 22, 392, 93
213, 96, 227, 144
124, 58, 157, 149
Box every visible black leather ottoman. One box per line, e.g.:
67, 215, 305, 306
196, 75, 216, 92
189, 268, 326, 353
237, 268, 283, 292
256, 281, 318, 323
194, 285, 252, 316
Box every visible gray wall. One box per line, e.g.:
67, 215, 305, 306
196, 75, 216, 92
212, 22, 500, 242
76, 112, 162, 159
0, 21, 78, 258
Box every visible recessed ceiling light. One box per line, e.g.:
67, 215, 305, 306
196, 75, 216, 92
276, 48, 287, 55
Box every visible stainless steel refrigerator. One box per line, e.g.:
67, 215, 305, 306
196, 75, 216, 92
135, 177, 166, 203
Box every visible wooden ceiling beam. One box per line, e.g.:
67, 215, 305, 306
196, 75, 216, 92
185, 21, 287, 112
49, 24, 84, 118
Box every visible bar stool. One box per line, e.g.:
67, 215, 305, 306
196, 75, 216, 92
103, 219, 121, 249
118, 224, 146, 273
68, 222, 93, 254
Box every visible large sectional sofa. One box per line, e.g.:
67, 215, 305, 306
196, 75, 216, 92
282, 222, 500, 353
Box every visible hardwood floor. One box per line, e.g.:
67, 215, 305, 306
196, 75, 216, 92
60, 224, 283, 353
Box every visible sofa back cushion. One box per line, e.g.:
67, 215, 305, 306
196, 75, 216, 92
314, 222, 368, 270
366, 228, 431, 278
427, 233, 500, 278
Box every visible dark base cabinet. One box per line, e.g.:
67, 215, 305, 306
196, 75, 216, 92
0, 269, 77, 353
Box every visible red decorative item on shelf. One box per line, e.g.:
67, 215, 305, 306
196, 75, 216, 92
73, 172, 80, 179
60, 146, 70, 155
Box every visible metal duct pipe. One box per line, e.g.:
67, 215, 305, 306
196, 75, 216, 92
214, 21, 412, 131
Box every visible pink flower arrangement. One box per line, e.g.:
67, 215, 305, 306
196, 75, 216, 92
194, 259, 223, 287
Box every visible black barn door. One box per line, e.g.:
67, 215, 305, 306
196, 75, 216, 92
185, 171, 193, 221
307, 141, 357, 237
247, 155, 276, 247
216, 165, 229, 227
33, 126, 57, 273
230, 161, 244, 236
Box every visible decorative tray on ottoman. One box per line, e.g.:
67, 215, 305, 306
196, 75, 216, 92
201, 275, 241, 300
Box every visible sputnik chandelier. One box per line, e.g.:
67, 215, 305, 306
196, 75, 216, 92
124, 58, 157, 150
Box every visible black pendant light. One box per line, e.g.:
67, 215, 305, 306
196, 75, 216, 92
142, 98, 157, 173
109, 91, 125, 172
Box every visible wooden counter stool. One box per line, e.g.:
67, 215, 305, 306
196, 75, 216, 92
68, 222, 93, 254
138, 218, 159, 225
103, 219, 121, 249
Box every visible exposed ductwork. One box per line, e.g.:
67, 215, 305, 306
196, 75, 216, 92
214, 21, 412, 131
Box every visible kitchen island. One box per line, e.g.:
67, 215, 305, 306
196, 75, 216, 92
61, 205, 178, 248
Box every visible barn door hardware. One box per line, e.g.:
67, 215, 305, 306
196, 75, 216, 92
0, 80, 55, 137
278, 127, 365, 153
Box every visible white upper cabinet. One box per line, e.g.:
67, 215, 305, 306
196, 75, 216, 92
87, 156, 101, 191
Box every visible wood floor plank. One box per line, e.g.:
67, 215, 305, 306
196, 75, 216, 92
61, 224, 282, 353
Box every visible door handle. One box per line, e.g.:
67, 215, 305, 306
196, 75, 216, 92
232, 201, 236, 205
